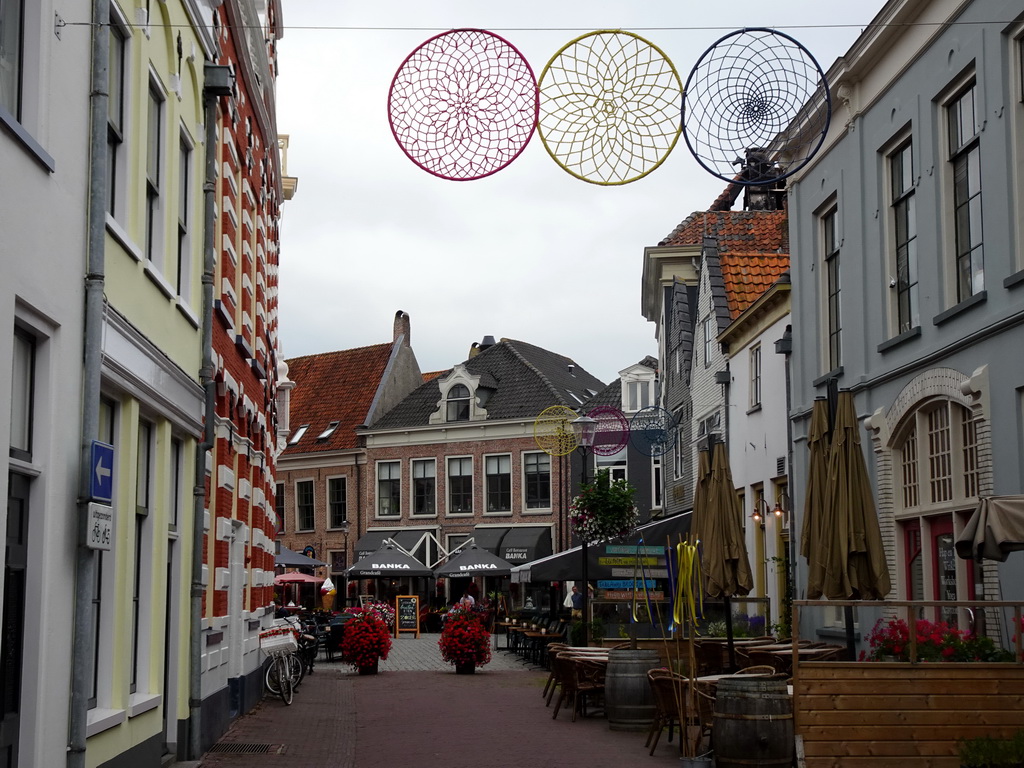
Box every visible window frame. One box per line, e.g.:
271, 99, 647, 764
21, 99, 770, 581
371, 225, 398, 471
327, 476, 347, 529
446, 456, 473, 515
522, 451, 551, 511
888, 137, 920, 334
145, 77, 165, 268
484, 454, 512, 514
410, 458, 436, 518
945, 79, 984, 302
106, 7, 129, 219
9, 327, 35, 461
295, 479, 315, 531
445, 384, 471, 422
822, 204, 842, 372
749, 343, 762, 409
376, 461, 401, 518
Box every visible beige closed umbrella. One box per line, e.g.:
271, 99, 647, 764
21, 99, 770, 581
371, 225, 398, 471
956, 496, 1024, 562
689, 447, 713, 547
820, 391, 890, 601
700, 441, 753, 670
801, 399, 832, 600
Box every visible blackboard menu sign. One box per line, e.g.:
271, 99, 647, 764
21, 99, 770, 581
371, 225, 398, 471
395, 595, 420, 638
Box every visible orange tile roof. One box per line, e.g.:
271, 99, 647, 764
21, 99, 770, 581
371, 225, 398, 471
720, 251, 790, 318
283, 343, 393, 453
421, 370, 446, 383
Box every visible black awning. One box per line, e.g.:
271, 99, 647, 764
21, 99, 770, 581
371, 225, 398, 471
275, 543, 327, 568
511, 512, 690, 582
354, 530, 392, 561
471, 526, 509, 554
499, 526, 552, 565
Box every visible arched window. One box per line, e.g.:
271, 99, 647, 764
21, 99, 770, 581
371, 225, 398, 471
446, 384, 470, 422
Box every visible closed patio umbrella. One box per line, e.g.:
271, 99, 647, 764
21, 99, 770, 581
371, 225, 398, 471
699, 440, 753, 670
801, 398, 832, 599
956, 496, 1024, 562
690, 447, 713, 545
819, 390, 891, 658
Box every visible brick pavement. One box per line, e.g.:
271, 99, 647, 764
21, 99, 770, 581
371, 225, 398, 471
197, 636, 689, 768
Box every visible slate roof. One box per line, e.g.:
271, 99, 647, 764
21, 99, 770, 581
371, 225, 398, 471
282, 343, 393, 454
369, 338, 605, 430
582, 356, 658, 410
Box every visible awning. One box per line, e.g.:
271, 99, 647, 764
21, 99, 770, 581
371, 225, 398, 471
275, 543, 327, 568
471, 526, 509, 554
499, 526, 552, 565
511, 513, 690, 583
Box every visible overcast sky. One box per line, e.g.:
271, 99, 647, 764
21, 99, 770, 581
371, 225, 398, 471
275, 1, 880, 384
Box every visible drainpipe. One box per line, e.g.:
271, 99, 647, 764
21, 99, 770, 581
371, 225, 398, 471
68, 1, 108, 765
188, 64, 231, 760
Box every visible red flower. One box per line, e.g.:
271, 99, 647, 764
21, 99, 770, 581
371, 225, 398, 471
340, 607, 392, 671
438, 608, 492, 668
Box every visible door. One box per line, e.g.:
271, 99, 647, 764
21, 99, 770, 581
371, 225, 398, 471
1, 473, 29, 767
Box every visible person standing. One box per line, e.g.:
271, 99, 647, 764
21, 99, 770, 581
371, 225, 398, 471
570, 585, 583, 620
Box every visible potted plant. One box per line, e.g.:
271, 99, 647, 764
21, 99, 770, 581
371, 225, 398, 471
569, 470, 639, 543
438, 607, 492, 674
340, 606, 392, 675
861, 617, 1015, 663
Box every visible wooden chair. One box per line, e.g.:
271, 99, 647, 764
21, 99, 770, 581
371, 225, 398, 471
553, 655, 605, 722
693, 640, 724, 675
691, 681, 717, 754
646, 669, 688, 755
746, 649, 791, 675
542, 643, 570, 702
734, 665, 777, 675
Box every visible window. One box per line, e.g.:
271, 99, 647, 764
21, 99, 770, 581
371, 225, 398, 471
447, 457, 472, 514
106, 11, 127, 216
596, 447, 627, 483
446, 384, 470, 422
0, 0, 23, 117
523, 452, 550, 509
947, 82, 983, 301
296, 480, 314, 530
275, 482, 285, 534
169, 437, 182, 531
287, 424, 308, 445
823, 206, 841, 370
652, 456, 662, 509
485, 455, 511, 513
749, 344, 761, 408
10, 329, 34, 461
328, 477, 347, 528
376, 462, 400, 517
702, 315, 714, 367
132, 420, 154, 694
176, 133, 192, 297
626, 379, 651, 412
411, 459, 435, 517
145, 82, 164, 265
896, 400, 978, 514
317, 421, 339, 440
890, 140, 919, 333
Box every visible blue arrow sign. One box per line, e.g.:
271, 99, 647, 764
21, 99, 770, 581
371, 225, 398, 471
90, 440, 114, 503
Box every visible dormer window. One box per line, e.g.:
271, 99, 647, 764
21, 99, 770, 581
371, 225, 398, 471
626, 380, 651, 411
446, 384, 471, 422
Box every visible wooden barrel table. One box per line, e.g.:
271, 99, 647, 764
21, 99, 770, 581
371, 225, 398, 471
712, 675, 793, 767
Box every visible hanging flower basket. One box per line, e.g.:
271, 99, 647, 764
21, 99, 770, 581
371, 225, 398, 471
569, 470, 639, 543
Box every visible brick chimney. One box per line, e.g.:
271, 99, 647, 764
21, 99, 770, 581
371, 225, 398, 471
394, 310, 410, 347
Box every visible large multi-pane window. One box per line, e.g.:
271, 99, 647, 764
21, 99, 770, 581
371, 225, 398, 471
890, 140, 919, 333
948, 82, 983, 301
328, 477, 347, 528
106, 11, 126, 215
274, 483, 285, 533
447, 457, 473, 514
446, 385, 470, 422
626, 379, 651, 412
485, 455, 511, 513
177, 134, 192, 296
296, 479, 314, 530
523, 452, 550, 509
10, 330, 34, 460
376, 462, 400, 517
132, 420, 153, 694
823, 207, 841, 371
411, 459, 435, 517
145, 82, 164, 264
0, 0, 23, 117
749, 344, 761, 408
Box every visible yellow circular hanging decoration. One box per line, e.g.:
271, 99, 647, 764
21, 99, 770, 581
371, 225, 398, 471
533, 405, 579, 457
538, 30, 683, 185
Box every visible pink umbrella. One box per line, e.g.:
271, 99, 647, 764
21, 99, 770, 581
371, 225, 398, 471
274, 572, 324, 585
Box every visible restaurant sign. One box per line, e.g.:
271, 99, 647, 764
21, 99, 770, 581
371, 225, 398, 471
604, 545, 663, 555
598, 580, 657, 590
503, 547, 529, 561
602, 590, 664, 601
610, 567, 668, 578
598, 556, 660, 566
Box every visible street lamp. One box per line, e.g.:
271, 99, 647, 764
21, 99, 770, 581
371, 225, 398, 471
341, 520, 350, 608
570, 414, 597, 644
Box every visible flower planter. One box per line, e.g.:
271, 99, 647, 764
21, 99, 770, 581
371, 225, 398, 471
358, 660, 379, 675
455, 663, 476, 675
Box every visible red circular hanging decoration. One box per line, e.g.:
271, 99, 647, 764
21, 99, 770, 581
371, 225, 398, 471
388, 29, 539, 181
588, 405, 630, 457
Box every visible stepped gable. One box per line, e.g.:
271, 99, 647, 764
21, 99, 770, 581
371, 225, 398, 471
283, 343, 392, 453
369, 338, 605, 429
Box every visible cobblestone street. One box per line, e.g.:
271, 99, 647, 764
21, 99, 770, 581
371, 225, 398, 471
197, 637, 686, 768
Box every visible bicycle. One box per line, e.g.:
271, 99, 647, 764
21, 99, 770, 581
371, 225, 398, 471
259, 626, 299, 705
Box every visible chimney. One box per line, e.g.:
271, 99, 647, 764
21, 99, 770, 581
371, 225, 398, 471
479, 335, 496, 351
468, 342, 481, 358
393, 310, 410, 347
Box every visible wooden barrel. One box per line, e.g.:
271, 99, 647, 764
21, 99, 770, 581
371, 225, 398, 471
604, 649, 659, 731
712, 675, 793, 767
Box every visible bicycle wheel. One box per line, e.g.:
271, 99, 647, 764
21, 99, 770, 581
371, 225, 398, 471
265, 656, 282, 696
287, 652, 304, 688
276, 655, 293, 705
